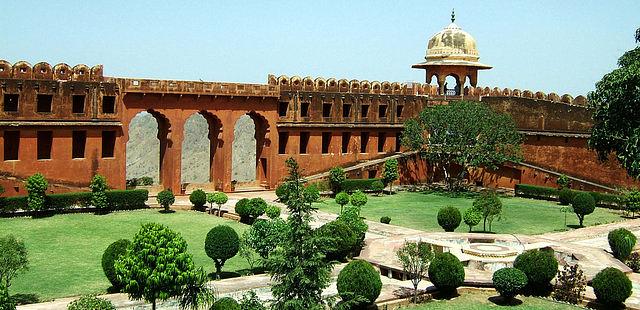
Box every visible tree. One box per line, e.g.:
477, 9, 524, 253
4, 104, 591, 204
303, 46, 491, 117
472, 190, 502, 232
335, 192, 350, 214
265, 158, 334, 310
90, 174, 109, 211
25, 173, 48, 211
636, 27, 640, 43
328, 167, 346, 194
625, 189, 640, 218
350, 190, 367, 208
463, 207, 482, 232
115, 223, 205, 310
245, 218, 288, 259
239, 232, 260, 274
588, 39, 640, 179
382, 158, 399, 193
156, 189, 175, 212
396, 241, 433, 303
572, 192, 595, 227
205, 225, 240, 278
402, 101, 523, 191
0, 235, 28, 290
207, 192, 228, 215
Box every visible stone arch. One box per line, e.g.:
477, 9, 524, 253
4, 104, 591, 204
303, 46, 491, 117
12, 61, 32, 79
444, 74, 460, 95
290, 76, 302, 90
371, 81, 381, 93
302, 76, 314, 90
0, 60, 11, 78
278, 75, 289, 86
53, 63, 71, 80
338, 79, 349, 92
315, 77, 326, 90
349, 79, 360, 92
547, 92, 560, 102
512, 89, 522, 97
360, 80, 371, 92
522, 90, 534, 98
72, 64, 90, 81
33, 62, 53, 79
502, 88, 512, 96
126, 110, 171, 185
231, 111, 270, 187
181, 111, 223, 186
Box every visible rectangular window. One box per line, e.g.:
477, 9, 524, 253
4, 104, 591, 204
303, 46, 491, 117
342, 104, 352, 118
341, 132, 351, 154
37, 131, 53, 160
321, 132, 331, 154
396, 105, 404, 118
3, 131, 19, 160
361, 105, 369, 118
3, 94, 19, 112
72, 95, 85, 114
72, 131, 86, 159
102, 131, 116, 158
378, 132, 387, 153
301, 102, 310, 117
299, 132, 310, 154
278, 131, 289, 154
102, 96, 116, 114
36, 95, 53, 113
278, 102, 289, 117
378, 105, 387, 118
322, 103, 332, 118
360, 132, 369, 153
395, 132, 402, 152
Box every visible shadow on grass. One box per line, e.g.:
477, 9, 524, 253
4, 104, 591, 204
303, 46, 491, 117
431, 290, 460, 300
31, 211, 55, 219
11, 293, 39, 305
566, 224, 584, 229
106, 285, 122, 294
488, 296, 523, 306
207, 271, 242, 280
159, 209, 176, 214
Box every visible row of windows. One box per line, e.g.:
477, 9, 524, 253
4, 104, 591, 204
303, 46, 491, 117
2, 94, 116, 114
278, 131, 402, 155
278, 101, 404, 119
3, 130, 116, 161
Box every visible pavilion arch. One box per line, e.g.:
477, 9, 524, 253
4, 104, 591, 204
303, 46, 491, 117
444, 74, 460, 95
231, 111, 270, 188
126, 110, 171, 185
180, 111, 223, 187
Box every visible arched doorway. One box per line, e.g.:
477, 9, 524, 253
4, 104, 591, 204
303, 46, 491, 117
181, 111, 223, 188
231, 112, 270, 188
444, 75, 460, 96
126, 111, 161, 184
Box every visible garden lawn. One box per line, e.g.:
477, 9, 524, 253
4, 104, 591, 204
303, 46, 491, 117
0, 209, 249, 301
315, 191, 621, 235
399, 289, 583, 309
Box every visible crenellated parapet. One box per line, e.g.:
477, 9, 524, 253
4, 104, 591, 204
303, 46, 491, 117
0, 60, 104, 82
466, 86, 587, 106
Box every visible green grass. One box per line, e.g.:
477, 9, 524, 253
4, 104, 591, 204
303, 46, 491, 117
315, 191, 622, 235
0, 209, 250, 301
399, 289, 583, 309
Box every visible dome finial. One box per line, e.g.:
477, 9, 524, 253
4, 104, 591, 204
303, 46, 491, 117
451, 9, 455, 23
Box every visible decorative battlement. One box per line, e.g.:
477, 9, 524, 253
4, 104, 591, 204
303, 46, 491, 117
0, 60, 104, 82
268, 74, 588, 106
119, 78, 279, 97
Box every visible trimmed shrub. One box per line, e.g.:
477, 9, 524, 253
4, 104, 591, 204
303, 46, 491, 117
337, 206, 368, 254
46, 192, 91, 210
211, 297, 240, 310
26, 173, 48, 211
608, 228, 637, 261
275, 183, 289, 203
492, 267, 527, 299
371, 180, 384, 195
106, 190, 148, 210
329, 167, 346, 194
67, 295, 115, 310
335, 192, 350, 213
463, 207, 482, 232
592, 267, 632, 306
437, 206, 461, 232
156, 189, 175, 212
558, 188, 574, 206
572, 192, 595, 227
248, 198, 267, 218
205, 225, 240, 276
265, 205, 281, 219
303, 184, 320, 203
207, 191, 228, 215
235, 198, 251, 221
342, 178, 384, 193
90, 175, 109, 211
380, 216, 391, 224
514, 184, 559, 201
317, 220, 357, 261
337, 260, 382, 306
189, 189, 207, 209
101, 239, 131, 290
428, 252, 465, 294
513, 249, 558, 292
1, 196, 28, 213
350, 190, 368, 208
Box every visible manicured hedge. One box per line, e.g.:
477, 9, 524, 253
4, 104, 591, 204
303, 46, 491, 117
105, 189, 149, 210
46, 192, 92, 210
515, 184, 624, 209
0, 196, 28, 212
342, 178, 383, 193
0, 189, 148, 214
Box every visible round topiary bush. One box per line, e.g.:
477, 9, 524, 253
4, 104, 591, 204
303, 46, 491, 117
248, 198, 267, 219
513, 249, 558, 291
156, 189, 175, 212
67, 295, 116, 310
204, 225, 240, 276
428, 252, 465, 294
463, 207, 482, 232
492, 267, 528, 299
101, 239, 131, 290
558, 188, 574, 206
572, 192, 595, 227
189, 189, 207, 210
592, 267, 632, 307
608, 228, 637, 261
317, 220, 357, 261
350, 190, 368, 208
265, 205, 281, 219
235, 198, 251, 222
275, 182, 289, 203
337, 260, 382, 306
335, 192, 350, 213
437, 206, 462, 232
371, 180, 385, 195
211, 297, 240, 310
380, 216, 391, 224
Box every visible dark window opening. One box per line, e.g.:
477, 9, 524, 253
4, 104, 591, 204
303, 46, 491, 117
3, 131, 19, 160
300, 132, 310, 154
102, 96, 116, 114
361, 105, 369, 118
368, 170, 377, 179
360, 132, 369, 153
37, 131, 53, 160
395, 132, 402, 152
378, 105, 388, 118
278, 131, 289, 154
3, 94, 19, 112
378, 132, 387, 152
36, 95, 53, 113
396, 105, 404, 118
278, 102, 289, 117
72, 95, 85, 114
72, 131, 86, 159
321, 132, 331, 154
322, 103, 332, 118
301, 102, 310, 117
102, 131, 116, 158
342, 104, 352, 118
342, 132, 351, 153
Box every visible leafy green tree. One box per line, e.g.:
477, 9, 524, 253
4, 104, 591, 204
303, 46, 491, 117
207, 192, 228, 215
401, 101, 523, 191
205, 225, 240, 278
472, 190, 503, 232
156, 189, 175, 212
303, 184, 320, 203
239, 232, 260, 274
463, 207, 482, 232
329, 167, 346, 194
588, 40, 640, 179
245, 218, 289, 259
350, 190, 367, 208
382, 158, 399, 193
265, 158, 334, 310
115, 223, 205, 310
90, 174, 109, 211
335, 192, 350, 214
0, 235, 28, 290
572, 192, 595, 227
396, 241, 433, 303
625, 189, 640, 218
25, 173, 48, 211
0, 287, 15, 310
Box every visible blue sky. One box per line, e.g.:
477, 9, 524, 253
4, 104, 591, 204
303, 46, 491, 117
2, 1, 638, 95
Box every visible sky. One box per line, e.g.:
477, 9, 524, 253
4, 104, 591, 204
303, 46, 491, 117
1, 1, 638, 96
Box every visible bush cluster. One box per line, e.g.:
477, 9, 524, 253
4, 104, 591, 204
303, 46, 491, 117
514, 184, 625, 209
275, 183, 289, 203
492, 267, 528, 299
626, 252, 640, 272
0, 288, 15, 310
125, 177, 154, 188
67, 295, 115, 310
380, 216, 391, 224
592, 267, 632, 306
211, 297, 240, 310
101, 239, 131, 290
513, 249, 558, 292
0, 189, 148, 214
265, 205, 281, 219
245, 218, 288, 259
428, 252, 465, 294
317, 220, 357, 261
26, 173, 48, 211
437, 206, 461, 232
337, 206, 368, 254
188, 189, 207, 209
329, 167, 346, 194
342, 178, 384, 193
608, 228, 637, 261
371, 180, 385, 195
552, 263, 586, 305
336, 260, 382, 307
303, 184, 320, 203
235, 198, 267, 224
90, 175, 109, 211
